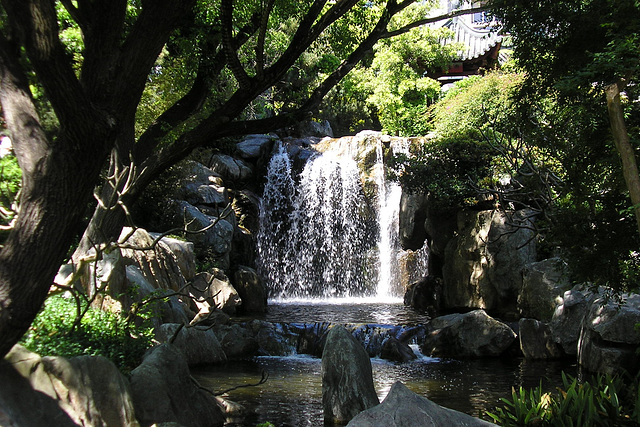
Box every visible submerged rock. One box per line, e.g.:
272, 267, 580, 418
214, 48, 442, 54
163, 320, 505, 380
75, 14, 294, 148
347, 381, 497, 427
322, 326, 379, 425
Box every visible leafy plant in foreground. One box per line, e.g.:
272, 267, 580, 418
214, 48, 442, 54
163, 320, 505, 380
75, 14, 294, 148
21, 294, 154, 374
486, 372, 640, 426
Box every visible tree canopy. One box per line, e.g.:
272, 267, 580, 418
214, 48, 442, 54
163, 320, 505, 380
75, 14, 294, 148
0, 0, 483, 358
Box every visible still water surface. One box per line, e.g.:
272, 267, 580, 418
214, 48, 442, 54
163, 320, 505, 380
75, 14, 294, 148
194, 302, 576, 427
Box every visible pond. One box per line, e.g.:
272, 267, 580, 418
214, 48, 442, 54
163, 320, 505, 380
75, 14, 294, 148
193, 301, 576, 427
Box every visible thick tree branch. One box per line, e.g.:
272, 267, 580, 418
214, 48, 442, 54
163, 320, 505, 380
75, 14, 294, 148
114, 0, 196, 116
1, 0, 95, 132
221, 0, 251, 87
134, 12, 262, 162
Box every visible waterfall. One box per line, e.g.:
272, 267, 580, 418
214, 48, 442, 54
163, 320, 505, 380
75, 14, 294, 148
257, 135, 427, 301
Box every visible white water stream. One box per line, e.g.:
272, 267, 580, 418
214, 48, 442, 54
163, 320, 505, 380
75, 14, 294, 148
256, 134, 428, 302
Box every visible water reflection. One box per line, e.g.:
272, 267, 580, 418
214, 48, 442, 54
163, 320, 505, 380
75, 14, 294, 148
245, 300, 431, 325
192, 355, 576, 427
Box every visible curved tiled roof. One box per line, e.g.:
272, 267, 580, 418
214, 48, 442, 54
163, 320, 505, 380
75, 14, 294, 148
443, 17, 502, 61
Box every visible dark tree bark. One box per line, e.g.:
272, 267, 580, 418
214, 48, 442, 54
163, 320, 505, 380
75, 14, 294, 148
606, 81, 640, 236
0, 0, 194, 358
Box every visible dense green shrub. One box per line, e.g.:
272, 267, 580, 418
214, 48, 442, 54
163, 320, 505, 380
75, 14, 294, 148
486, 372, 640, 426
21, 294, 154, 374
389, 71, 525, 210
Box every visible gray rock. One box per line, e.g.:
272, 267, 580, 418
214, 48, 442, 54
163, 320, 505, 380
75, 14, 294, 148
213, 324, 260, 359
171, 201, 234, 264
179, 160, 223, 186
578, 294, 640, 375
442, 209, 536, 317
233, 266, 267, 313
120, 227, 188, 293
209, 154, 252, 182
549, 287, 592, 356
420, 310, 516, 358
236, 134, 275, 159
518, 318, 562, 360
380, 337, 417, 363
183, 183, 228, 207
322, 326, 379, 425
399, 191, 429, 251
404, 276, 442, 317
156, 323, 227, 366
129, 344, 225, 427
148, 234, 196, 282
3, 345, 138, 427
347, 381, 497, 427
518, 258, 570, 321
248, 320, 298, 356
191, 270, 241, 315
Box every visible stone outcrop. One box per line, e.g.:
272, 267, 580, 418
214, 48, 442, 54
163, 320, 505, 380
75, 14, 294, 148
322, 326, 379, 425
209, 154, 252, 182
442, 209, 537, 318
578, 294, 640, 375
399, 191, 429, 251
404, 276, 443, 317
233, 265, 267, 313
191, 270, 242, 315
420, 310, 516, 358
518, 258, 570, 321
129, 344, 225, 427
2, 345, 138, 427
155, 323, 227, 366
212, 324, 260, 359
549, 287, 593, 356
347, 382, 497, 427
518, 318, 562, 360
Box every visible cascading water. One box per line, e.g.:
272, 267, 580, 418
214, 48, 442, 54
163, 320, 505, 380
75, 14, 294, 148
257, 134, 428, 301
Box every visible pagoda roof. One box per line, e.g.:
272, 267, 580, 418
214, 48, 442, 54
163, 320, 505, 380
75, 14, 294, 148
442, 17, 502, 62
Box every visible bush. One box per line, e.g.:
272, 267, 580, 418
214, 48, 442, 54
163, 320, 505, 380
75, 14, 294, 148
21, 294, 154, 374
486, 372, 640, 426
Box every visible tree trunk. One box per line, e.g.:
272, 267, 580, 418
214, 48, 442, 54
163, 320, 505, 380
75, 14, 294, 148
605, 82, 640, 236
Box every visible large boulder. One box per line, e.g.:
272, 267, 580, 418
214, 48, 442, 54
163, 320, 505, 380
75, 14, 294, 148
120, 227, 188, 293
578, 294, 640, 375
404, 276, 443, 317
347, 382, 497, 427
191, 270, 242, 315
322, 326, 379, 425
208, 154, 252, 182
398, 191, 429, 251
518, 318, 563, 360
420, 310, 516, 358
170, 200, 235, 268
235, 134, 275, 160
212, 324, 260, 359
442, 209, 537, 318
549, 287, 593, 356
518, 258, 570, 321
155, 323, 227, 366
148, 234, 197, 282
125, 265, 190, 325
129, 344, 225, 427
2, 345, 138, 427
233, 266, 267, 313
182, 183, 228, 208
